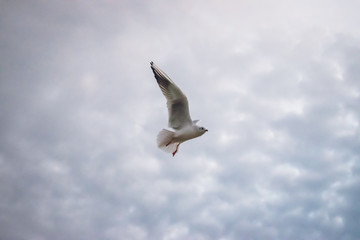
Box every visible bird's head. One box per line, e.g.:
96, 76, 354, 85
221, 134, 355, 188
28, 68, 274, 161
197, 126, 208, 135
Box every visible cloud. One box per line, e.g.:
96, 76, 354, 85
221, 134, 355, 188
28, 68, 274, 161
0, 0, 359, 240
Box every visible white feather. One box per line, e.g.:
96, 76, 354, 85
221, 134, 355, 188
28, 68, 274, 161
157, 129, 178, 153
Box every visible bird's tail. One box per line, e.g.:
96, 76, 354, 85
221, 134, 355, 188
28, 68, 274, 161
157, 129, 178, 153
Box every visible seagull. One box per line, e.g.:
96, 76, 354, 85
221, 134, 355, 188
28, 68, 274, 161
150, 61, 208, 156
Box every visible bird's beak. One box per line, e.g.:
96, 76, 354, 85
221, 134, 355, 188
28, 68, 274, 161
205, 129, 208, 132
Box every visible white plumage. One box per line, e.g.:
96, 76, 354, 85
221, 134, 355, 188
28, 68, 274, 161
150, 62, 208, 156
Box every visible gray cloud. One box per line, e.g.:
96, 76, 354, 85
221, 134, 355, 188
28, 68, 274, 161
0, 0, 359, 240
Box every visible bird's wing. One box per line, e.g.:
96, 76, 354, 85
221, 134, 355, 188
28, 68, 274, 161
150, 62, 192, 129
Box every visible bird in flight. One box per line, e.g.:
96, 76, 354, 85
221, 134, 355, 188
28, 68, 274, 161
150, 62, 208, 156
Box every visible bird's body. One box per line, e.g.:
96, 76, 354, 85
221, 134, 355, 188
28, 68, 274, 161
174, 125, 202, 141
150, 62, 207, 156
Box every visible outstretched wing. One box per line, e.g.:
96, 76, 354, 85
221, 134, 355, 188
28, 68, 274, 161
150, 62, 192, 129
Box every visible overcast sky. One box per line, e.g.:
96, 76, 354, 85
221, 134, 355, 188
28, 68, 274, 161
1, 0, 360, 239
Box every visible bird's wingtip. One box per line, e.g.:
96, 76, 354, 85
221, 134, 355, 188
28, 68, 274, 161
150, 61, 154, 65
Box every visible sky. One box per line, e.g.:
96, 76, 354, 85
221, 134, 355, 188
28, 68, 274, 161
0, 0, 359, 239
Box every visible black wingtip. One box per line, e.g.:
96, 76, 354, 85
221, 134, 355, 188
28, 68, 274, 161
150, 61, 154, 66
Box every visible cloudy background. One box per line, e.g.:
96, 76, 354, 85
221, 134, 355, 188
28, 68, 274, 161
1, 0, 360, 239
